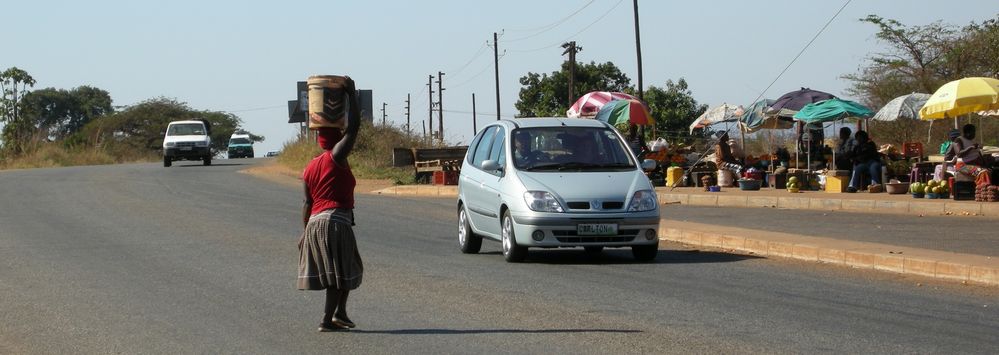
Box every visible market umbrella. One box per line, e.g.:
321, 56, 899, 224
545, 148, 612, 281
566, 91, 639, 118
792, 99, 873, 124
594, 99, 653, 126
740, 98, 793, 132
920, 77, 999, 124
688, 103, 744, 134
871, 93, 931, 121
769, 87, 837, 117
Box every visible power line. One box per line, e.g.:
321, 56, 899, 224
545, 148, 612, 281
749, 0, 853, 106
447, 43, 489, 79
506, 0, 624, 54
451, 54, 504, 89
503, 0, 597, 41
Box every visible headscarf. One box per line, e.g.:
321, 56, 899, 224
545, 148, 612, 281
316, 127, 342, 150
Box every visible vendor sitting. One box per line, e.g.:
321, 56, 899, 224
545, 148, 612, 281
945, 124, 992, 186
714, 132, 744, 175
847, 130, 882, 193
834, 127, 854, 171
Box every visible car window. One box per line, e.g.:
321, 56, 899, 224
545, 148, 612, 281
512, 126, 634, 171
487, 127, 506, 171
229, 138, 251, 145
466, 127, 489, 165
471, 126, 497, 168
167, 124, 205, 136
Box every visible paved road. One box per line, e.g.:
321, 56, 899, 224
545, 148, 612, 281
1, 159, 997, 354
662, 204, 999, 256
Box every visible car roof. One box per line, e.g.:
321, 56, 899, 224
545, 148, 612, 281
230, 134, 251, 139
495, 117, 610, 129
168, 120, 205, 125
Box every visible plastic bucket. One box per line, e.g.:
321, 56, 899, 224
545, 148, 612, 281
307, 75, 348, 130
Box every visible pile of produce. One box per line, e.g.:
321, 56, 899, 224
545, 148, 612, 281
786, 176, 801, 193
911, 180, 949, 198
976, 185, 999, 202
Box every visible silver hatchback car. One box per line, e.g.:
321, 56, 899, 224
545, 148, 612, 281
457, 118, 660, 262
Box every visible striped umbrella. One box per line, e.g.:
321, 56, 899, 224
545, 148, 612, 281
594, 99, 654, 126
871, 93, 930, 121
566, 91, 639, 118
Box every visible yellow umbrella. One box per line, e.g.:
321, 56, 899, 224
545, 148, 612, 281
919, 77, 999, 120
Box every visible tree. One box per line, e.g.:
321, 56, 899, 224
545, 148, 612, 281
19, 86, 113, 140
76, 97, 262, 156
642, 79, 708, 138
1, 67, 37, 154
515, 61, 631, 117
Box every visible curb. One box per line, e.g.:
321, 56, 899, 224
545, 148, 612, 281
656, 192, 999, 218
657, 221, 999, 287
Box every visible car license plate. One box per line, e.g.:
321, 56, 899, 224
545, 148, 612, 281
577, 223, 618, 236
180, 147, 192, 151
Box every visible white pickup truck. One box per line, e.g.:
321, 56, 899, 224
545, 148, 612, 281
162, 120, 212, 167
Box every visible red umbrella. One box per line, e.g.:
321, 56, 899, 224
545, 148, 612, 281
566, 91, 638, 118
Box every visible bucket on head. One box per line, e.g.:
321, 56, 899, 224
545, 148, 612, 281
307, 75, 348, 130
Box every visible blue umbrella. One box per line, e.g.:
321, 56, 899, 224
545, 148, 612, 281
792, 99, 873, 124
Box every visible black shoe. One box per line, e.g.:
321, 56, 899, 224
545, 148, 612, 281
846, 187, 857, 193
333, 317, 356, 329
318, 322, 350, 332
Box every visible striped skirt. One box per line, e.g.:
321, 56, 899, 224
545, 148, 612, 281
297, 209, 363, 291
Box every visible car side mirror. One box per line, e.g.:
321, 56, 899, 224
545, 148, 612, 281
641, 159, 657, 171
481, 159, 502, 172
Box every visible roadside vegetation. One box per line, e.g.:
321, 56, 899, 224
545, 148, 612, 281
277, 122, 431, 184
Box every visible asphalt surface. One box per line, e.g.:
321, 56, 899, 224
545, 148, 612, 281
1, 159, 997, 354
662, 205, 999, 257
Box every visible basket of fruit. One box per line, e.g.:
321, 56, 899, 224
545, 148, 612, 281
909, 182, 925, 198
786, 176, 801, 193
922, 179, 949, 199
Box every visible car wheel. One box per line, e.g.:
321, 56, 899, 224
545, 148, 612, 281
203, 156, 212, 166
457, 206, 482, 254
501, 210, 527, 262
163, 156, 171, 167
584, 246, 604, 253
632, 244, 658, 262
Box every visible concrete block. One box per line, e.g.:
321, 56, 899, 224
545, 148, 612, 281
688, 194, 718, 206
768, 241, 795, 258
792, 245, 820, 261
902, 258, 937, 278
874, 200, 909, 214
818, 248, 845, 264
777, 197, 810, 210
660, 193, 689, 205
716, 195, 748, 207
743, 238, 769, 255
979, 203, 999, 217
679, 230, 702, 245
700, 233, 725, 248
934, 261, 971, 282
970, 266, 999, 286
844, 251, 876, 269
874, 254, 905, 273
909, 201, 945, 216
809, 198, 843, 211
747, 196, 778, 208
841, 199, 876, 212
719, 235, 745, 249
417, 186, 439, 196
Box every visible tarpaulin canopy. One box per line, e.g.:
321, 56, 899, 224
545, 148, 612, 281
793, 99, 873, 124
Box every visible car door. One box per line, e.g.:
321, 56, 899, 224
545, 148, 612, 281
462, 126, 499, 235
477, 126, 507, 236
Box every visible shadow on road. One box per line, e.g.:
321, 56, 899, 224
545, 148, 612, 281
351, 328, 642, 335
513, 248, 760, 265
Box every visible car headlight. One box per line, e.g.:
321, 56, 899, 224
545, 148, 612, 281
523, 191, 564, 213
627, 190, 657, 212
165, 142, 176, 147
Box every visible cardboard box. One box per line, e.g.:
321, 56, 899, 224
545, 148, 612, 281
825, 175, 849, 193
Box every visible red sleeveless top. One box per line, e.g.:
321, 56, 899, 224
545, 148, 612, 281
303, 151, 356, 215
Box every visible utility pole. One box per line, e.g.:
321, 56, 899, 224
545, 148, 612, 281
404, 94, 411, 136
436, 71, 445, 144
493, 32, 501, 121
422, 120, 427, 144
472, 93, 477, 136
632, 0, 647, 137
427, 75, 434, 141
562, 41, 581, 104
380, 102, 387, 126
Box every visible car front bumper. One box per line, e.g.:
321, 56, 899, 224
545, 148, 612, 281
510, 210, 660, 247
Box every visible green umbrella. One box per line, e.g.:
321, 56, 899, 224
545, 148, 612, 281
792, 98, 873, 124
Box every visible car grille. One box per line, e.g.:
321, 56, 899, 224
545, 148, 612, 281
176, 142, 196, 147
552, 229, 639, 243
565, 201, 625, 210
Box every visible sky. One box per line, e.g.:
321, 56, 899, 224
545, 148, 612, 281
5, 0, 997, 154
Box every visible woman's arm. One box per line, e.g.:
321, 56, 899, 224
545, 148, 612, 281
302, 182, 313, 229
331, 77, 361, 165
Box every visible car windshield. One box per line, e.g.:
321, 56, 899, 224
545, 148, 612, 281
511, 126, 635, 171
167, 124, 205, 136
230, 138, 251, 145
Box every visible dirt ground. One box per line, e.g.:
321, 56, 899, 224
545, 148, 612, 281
239, 159, 395, 193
